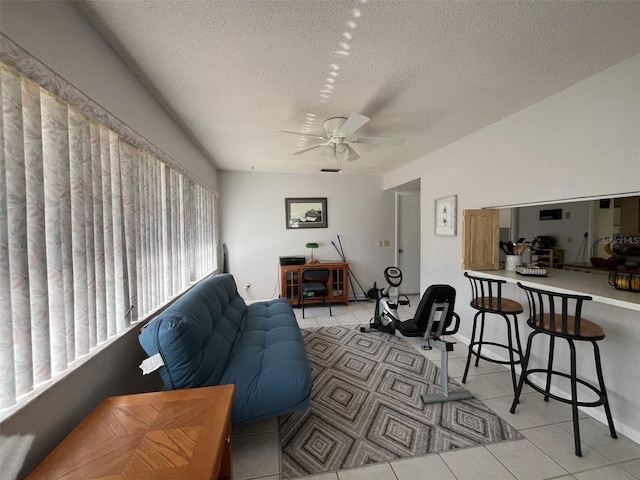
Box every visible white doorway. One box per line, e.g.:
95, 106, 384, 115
396, 191, 420, 295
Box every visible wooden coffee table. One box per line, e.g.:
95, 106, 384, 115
27, 385, 236, 479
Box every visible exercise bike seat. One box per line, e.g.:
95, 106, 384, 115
393, 284, 460, 339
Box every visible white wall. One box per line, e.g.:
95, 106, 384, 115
219, 171, 396, 302
0, 3, 218, 479
384, 54, 640, 441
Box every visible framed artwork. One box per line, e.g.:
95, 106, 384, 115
285, 197, 327, 229
435, 195, 457, 236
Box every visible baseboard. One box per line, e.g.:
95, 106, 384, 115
452, 333, 640, 445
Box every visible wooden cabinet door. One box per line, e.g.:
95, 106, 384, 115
280, 263, 350, 305
281, 266, 300, 302
462, 209, 499, 270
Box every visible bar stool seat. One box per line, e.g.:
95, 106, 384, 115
462, 272, 524, 395
536, 314, 604, 338
510, 282, 616, 457
472, 297, 523, 313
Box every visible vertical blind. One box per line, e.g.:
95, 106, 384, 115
0, 63, 217, 410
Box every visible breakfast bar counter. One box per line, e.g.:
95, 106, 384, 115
466, 267, 640, 445
468, 268, 640, 311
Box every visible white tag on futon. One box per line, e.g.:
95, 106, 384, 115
139, 353, 165, 375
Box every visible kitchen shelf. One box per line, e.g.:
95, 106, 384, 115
532, 248, 564, 269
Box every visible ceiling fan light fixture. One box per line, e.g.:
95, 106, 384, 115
335, 143, 349, 163
321, 144, 335, 157
284, 112, 403, 162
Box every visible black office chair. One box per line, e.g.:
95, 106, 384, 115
392, 284, 473, 404
510, 282, 617, 457
299, 268, 332, 319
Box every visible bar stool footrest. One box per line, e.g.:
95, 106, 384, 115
524, 369, 607, 408
469, 341, 523, 366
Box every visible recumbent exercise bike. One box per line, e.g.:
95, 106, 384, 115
361, 266, 473, 404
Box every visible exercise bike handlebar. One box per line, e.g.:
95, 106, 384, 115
442, 312, 460, 337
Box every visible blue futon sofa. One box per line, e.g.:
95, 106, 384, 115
138, 273, 312, 424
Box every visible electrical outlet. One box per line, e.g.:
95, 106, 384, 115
568, 236, 573, 244
378, 240, 383, 247
384, 240, 390, 247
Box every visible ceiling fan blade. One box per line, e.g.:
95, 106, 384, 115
349, 136, 405, 145
281, 130, 327, 140
337, 113, 370, 137
291, 144, 326, 155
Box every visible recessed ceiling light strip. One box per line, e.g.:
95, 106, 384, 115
295, 0, 368, 156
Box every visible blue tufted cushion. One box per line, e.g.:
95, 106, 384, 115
138, 274, 247, 389
220, 298, 312, 424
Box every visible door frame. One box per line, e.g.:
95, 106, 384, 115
395, 190, 421, 295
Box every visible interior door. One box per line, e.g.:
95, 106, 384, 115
397, 192, 420, 294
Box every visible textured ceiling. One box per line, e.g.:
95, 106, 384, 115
74, 0, 640, 175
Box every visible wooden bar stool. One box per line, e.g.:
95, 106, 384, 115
510, 282, 617, 457
462, 272, 524, 394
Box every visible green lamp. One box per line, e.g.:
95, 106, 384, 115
306, 242, 319, 264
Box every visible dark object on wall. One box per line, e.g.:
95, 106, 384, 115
600, 199, 611, 209
285, 197, 328, 229
539, 208, 562, 220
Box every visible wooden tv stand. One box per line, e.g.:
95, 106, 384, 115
280, 262, 349, 305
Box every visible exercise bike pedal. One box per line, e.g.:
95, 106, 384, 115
398, 294, 411, 306
360, 318, 375, 333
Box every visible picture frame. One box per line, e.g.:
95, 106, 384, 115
435, 194, 457, 236
285, 197, 327, 229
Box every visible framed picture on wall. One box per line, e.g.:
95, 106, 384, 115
285, 197, 327, 229
435, 195, 457, 236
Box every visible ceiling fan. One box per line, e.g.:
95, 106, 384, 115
282, 113, 405, 163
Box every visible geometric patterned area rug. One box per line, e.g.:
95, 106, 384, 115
279, 325, 521, 478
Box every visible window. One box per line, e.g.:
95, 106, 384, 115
0, 62, 217, 412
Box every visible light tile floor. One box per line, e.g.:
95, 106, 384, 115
232, 298, 640, 480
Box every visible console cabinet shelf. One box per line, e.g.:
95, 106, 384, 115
280, 262, 349, 305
